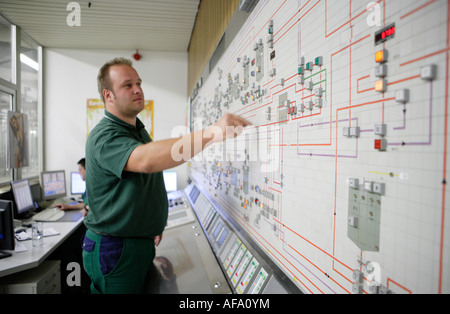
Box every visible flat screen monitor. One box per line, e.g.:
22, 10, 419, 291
41, 170, 67, 201
0, 200, 15, 250
71, 171, 86, 195
163, 171, 177, 192
11, 179, 35, 218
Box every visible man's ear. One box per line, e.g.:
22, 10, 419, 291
103, 89, 114, 103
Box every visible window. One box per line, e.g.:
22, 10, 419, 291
0, 90, 13, 183
20, 32, 41, 179
0, 18, 12, 82
0, 14, 42, 184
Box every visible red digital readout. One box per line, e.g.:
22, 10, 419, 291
375, 23, 396, 45
381, 26, 395, 39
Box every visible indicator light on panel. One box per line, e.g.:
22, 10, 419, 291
420, 64, 437, 81
314, 56, 323, 66
298, 66, 304, 75
374, 138, 387, 151
306, 61, 314, 71
288, 106, 297, 116
375, 49, 388, 63
375, 79, 387, 92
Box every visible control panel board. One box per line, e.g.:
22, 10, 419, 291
185, 184, 301, 294
189, 0, 450, 294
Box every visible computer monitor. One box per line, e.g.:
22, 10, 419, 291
71, 171, 86, 195
0, 200, 15, 250
11, 179, 35, 219
41, 170, 67, 201
163, 171, 177, 192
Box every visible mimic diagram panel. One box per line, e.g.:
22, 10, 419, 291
189, 0, 450, 294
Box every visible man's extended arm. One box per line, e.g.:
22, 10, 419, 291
124, 113, 251, 174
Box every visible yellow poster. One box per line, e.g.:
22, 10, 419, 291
86, 99, 154, 139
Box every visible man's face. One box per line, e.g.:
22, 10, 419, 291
78, 164, 86, 181
105, 64, 145, 118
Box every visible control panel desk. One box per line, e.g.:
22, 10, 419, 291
0, 215, 84, 278
155, 190, 231, 294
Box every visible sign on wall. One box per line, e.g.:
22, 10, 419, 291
7, 111, 29, 169
86, 99, 154, 139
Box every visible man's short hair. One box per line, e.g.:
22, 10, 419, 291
97, 57, 133, 103
78, 158, 85, 169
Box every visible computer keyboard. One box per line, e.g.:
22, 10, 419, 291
33, 207, 65, 222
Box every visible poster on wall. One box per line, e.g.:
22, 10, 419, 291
86, 99, 154, 138
7, 111, 29, 169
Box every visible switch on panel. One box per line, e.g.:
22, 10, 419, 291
315, 97, 323, 108
420, 64, 437, 81
344, 127, 360, 138
314, 87, 323, 97
375, 64, 387, 77
395, 89, 409, 103
348, 178, 359, 189
348, 216, 358, 228
374, 124, 387, 137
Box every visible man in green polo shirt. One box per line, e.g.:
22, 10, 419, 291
82, 57, 251, 294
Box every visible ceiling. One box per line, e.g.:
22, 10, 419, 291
0, 0, 201, 52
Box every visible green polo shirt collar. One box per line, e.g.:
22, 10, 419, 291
104, 110, 145, 131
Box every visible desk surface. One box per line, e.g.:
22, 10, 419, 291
0, 214, 84, 278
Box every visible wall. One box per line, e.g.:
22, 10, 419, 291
188, 0, 239, 95
44, 48, 189, 191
